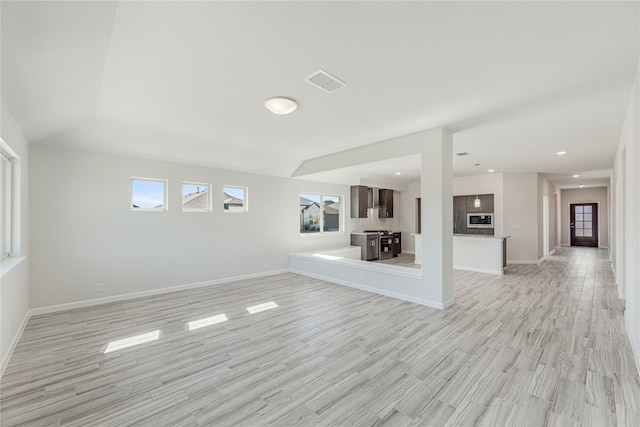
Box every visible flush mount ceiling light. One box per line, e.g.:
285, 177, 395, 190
264, 97, 298, 115
573, 174, 580, 178
556, 151, 567, 155
396, 172, 401, 175
488, 169, 495, 173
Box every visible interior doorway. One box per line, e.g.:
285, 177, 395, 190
570, 203, 598, 247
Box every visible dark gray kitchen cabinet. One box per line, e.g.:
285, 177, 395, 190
480, 194, 494, 213
350, 185, 368, 218
379, 189, 394, 218
453, 196, 467, 234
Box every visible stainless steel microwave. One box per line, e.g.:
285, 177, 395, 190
467, 213, 494, 228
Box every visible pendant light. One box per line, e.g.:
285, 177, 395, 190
474, 195, 481, 209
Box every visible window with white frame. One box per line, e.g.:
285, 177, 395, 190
1, 150, 12, 258
131, 178, 167, 211
300, 193, 342, 234
223, 186, 247, 212
182, 182, 211, 212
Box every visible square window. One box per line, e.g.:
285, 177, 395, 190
224, 186, 247, 212
182, 182, 211, 212
300, 193, 343, 234
131, 178, 167, 211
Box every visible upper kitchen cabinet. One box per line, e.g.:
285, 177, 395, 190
350, 185, 368, 218
465, 194, 494, 213
480, 194, 494, 213
379, 189, 394, 218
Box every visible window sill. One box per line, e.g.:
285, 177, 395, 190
299, 232, 345, 238
0, 256, 27, 278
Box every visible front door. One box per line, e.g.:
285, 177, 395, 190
570, 203, 598, 247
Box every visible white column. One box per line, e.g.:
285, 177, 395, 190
420, 128, 453, 306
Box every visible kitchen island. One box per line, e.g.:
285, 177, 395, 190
453, 234, 509, 275
413, 233, 509, 275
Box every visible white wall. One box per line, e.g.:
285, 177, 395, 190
30, 145, 350, 309
560, 187, 609, 248
502, 172, 539, 263
612, 59, 640, 372
0, 102, 30, 374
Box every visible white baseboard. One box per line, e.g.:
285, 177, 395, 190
29, 269, 289, 316
507, 259, 544, 265
625, 316, 640, 382
403, 250, 415, 255
289, 268, 452, 309
1, 309, 31, 379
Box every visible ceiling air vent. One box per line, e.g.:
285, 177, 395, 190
305, 69, 347, 93
456, 152, 470, 156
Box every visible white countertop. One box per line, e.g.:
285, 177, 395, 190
453, 234, 510, 240
351, 231, 401, 235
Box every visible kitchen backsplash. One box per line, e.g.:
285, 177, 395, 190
350, 214, 400, 232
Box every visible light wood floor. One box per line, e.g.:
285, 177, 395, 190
373, 253, 420, 269
1, 247, 639, 426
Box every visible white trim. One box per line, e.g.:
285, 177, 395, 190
549, 249, 556, 256
0, 255, 26, 278
403, 250, 415, 255
453, 265, 503, 275
288, 253, 422, 279
29, 269, 288, 316
0, 309, 30, 379
289, 268, 450, 309
625, 316, 640, 382
507, 258, 544, 265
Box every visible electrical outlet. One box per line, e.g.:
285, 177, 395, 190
96, 283, 104, 292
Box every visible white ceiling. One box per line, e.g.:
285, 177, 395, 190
2, 1, 638, 188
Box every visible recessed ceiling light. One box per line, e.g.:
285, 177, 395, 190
474, 163, 480, 166
556, 151, 567, 155
573, 174, 580, 178
395, 172, 401, 175
488, 169, 495, 173
264, 97, 298, 115
579, 184, 584, 188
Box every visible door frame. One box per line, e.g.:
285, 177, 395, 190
570, 202, 598, 247
543, 195, 549, 257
